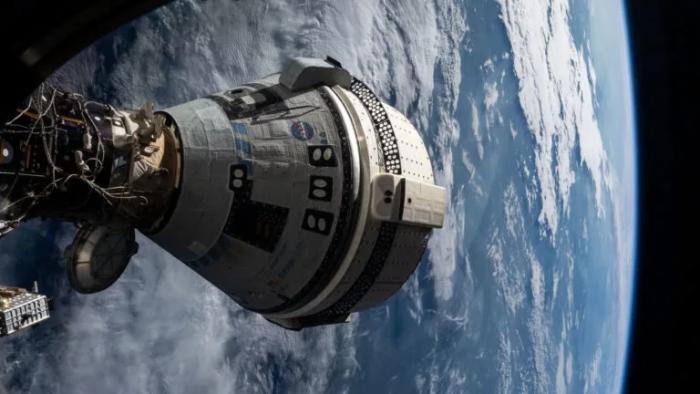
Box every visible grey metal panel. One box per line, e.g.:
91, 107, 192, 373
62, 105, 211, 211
237, 89, 350, 311
300, 218, 383, 315
280, 57, 352, 91
147, 70, 442, 328
351, 224, 430, 311
168, 88, 352, 313
0, 290, 50, 337
149, 98, 235, 262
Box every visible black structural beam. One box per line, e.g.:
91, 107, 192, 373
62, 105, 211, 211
0, 0, 173, 120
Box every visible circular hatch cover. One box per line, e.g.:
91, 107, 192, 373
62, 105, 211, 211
66, 225, 139, 293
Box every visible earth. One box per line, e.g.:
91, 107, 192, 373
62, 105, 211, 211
0, 0, 636, 393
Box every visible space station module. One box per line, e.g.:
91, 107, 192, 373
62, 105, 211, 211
0, 283, 50, 337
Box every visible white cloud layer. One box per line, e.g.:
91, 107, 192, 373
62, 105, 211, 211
496, 0, 612, 240
424, 0, 468, 303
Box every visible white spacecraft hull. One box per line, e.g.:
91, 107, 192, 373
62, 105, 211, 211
0, 57, 446, 330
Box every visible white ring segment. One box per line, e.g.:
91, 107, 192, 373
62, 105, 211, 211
269, 86, 372, 319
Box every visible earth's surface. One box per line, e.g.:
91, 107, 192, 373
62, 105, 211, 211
0, 0, 636, 393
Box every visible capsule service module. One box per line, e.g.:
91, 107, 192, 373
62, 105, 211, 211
0, 57, 446, 330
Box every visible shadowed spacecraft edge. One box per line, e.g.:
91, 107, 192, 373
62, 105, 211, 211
0, 57, 446, 334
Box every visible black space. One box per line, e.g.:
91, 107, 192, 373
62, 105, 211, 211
0, 1, 171, 121
0, 0, 695, 391
624, 0, 694, 392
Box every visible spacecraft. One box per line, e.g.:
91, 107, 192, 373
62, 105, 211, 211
0, 283, 50, 337
0, 57, 446, 330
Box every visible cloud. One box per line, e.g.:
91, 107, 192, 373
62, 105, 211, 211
484, 81, 499, 109
427, 185, 466, 302
527, 250, 550, 393
469, 98, 484, 160
496, 0, 612, 240
496, 331, 515, 394
484, 81, 500, 129
555, 341, 567, 394
422, 0, 468, 303
490, 180, 558, 393
488, 227, 526, 316
3, 235, 361, 393
414, 350, 471, 394
490, 183, 528, 316
583, 346, 602, 394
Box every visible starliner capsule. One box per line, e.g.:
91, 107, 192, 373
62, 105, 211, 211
0, 57, 446, 330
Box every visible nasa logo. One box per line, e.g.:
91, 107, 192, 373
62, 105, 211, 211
291, 121, 315, 141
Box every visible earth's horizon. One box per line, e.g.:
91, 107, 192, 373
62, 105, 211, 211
1, 0, 636, 393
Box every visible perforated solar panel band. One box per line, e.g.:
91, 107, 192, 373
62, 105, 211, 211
350, 79, 402, 175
